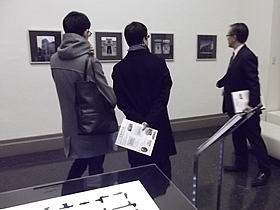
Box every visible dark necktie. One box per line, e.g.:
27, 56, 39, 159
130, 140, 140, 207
229, 52, 235, 66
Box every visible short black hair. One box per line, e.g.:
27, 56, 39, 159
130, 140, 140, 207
230, 23, 249, 43
124, 21, 148, 46
63, 11, 91, 36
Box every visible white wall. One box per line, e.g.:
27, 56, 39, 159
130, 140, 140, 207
266, 0, 280, 112
236, 0, 274, 113
0, 0, 277, 140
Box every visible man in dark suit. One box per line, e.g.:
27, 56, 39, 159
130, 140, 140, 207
112, 21, 176, 179
216, 23, 271, 186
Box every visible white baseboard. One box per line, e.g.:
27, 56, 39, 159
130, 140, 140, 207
0, 134, 63, 158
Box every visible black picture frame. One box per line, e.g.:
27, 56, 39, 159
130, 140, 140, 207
28, 30, 61, 64
95, 32, 122, 62
151, 33, 174, 60
197, 34, 217, 60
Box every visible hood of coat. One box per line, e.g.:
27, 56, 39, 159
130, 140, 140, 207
57, 33, 91, 59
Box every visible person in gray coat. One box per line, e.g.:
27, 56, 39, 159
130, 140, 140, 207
50, 11, 116, 180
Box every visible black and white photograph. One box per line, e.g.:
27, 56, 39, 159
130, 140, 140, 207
28, 30, 61, 63
95, 32, 122, 62
151, 33, 174, 60
197, 34, 217, 60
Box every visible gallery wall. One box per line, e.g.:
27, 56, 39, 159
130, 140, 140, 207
266, 0, 280, 112
236, 0, 273, 110
236, 0, 280, 114
0, 0, 278, 141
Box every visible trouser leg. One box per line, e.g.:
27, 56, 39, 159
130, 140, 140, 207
154, 157, 172, 179
66, 158, 88, 180
128, 151, 172, 179
246, 114, 271, 173
232, 125, 249, 168
88, 155, 106, 175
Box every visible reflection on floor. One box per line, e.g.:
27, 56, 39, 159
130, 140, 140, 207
1, 126, 280, 210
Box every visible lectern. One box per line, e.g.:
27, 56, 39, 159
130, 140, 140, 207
192, 104, 263, 210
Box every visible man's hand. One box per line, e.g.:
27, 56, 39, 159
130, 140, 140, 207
142, 122, 149, 131
243, 105, 253, 113
216, 82, 219, 88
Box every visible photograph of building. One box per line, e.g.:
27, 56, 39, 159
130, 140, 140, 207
101, 37, 117, 56
36, 36, 56, 62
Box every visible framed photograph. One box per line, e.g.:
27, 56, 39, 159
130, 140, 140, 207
28, 30, 61, 64
95, 32, 122, 62
197, 34, 217, 60
151, 33, 174, 60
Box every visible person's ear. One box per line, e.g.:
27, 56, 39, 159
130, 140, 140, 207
142, 37, 148, 46
83, 30, 87, 38
83, 29, 89, 39
142, 37, 146, 43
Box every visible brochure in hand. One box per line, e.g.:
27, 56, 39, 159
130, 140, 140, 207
115, 119, 158, 156
231, 90, 265, 113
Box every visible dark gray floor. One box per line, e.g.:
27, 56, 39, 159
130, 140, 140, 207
1, 126, 280, 210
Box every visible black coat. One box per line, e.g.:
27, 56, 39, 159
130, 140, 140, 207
217, 45, 261, 117
112, 48, 176, 158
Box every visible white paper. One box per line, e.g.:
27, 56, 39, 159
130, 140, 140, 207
231, 90, 265, 113
4, 180, 159, 210
115, 119, 158, 156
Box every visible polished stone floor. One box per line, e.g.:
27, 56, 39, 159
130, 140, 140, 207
1, 126, 280, 210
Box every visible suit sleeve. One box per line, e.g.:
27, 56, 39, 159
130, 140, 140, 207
112, 66, 145, 122
244, 55, 261, 107
217, 75, 226, 88
145, 60, 172, 126
217, 57, 233, 88
92, 59, 116, 108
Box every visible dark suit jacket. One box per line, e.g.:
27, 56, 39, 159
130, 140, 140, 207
112, 48, 176, 157
217, 45, 261, 117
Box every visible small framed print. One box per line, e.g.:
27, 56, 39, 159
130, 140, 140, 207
28, 30, 61, 64
197, 34, 217, 60
95, 32, 122, 62
151, 33, 174, 60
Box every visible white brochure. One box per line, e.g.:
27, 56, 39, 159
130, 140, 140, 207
115, 119, 158, 156
231, 90, 265, 113
4, 180, 160, 210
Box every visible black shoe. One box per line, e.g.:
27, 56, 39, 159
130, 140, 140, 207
224, 165, 248, 172
251, 171, 270, 187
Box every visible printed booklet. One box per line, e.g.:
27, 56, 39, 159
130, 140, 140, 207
115, 119, 158, 156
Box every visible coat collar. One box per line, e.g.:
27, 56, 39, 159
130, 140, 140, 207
233, 44, 245, 57
225, 44, 247, 76
229, 44, 247, 68
57, 33, 91, 59
232, 44, 247, 63
126, 47, 151, 57
128, 44, 147, 51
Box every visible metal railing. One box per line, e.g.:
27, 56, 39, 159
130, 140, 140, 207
192, 104, 263, 210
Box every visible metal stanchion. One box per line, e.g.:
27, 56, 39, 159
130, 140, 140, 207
192, 104, 263, 209
216, 137, 225, 210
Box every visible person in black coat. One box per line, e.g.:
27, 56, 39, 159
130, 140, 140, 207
112, 21, 176, 179
216, 23, 271, 186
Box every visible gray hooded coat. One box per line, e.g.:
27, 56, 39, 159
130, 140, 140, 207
50, 33, 117, 159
